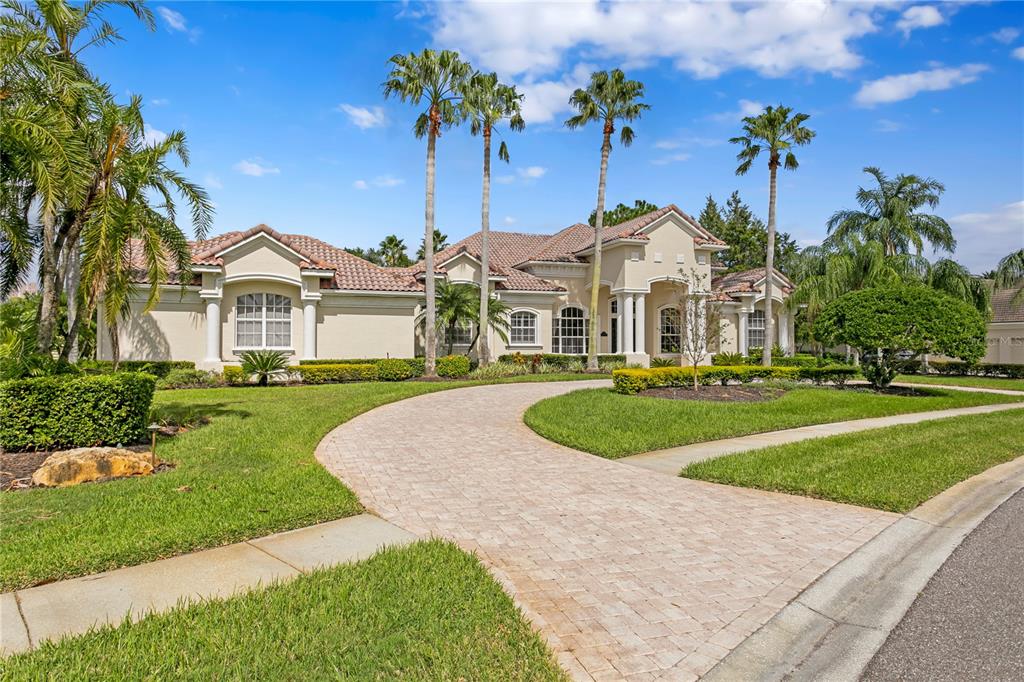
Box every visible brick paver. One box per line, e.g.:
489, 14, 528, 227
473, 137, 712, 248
316, 381, 897, 680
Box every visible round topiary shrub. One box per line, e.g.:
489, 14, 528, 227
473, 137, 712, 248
436, 354, 471, 378
377, 358, 414, 381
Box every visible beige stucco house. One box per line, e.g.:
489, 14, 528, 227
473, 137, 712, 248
985, 286, 1024, 364
99, 205, 796, 369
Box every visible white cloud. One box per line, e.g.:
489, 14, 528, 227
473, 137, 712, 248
150, 98, 169, 106
854, 63, 989, 106
203, 173, 223, 190
709, 99, 764, 123
503, 216, 517, 226
949, 201, 1024, 271
651, 152, 692, 165
517, 166, 547, 179
234, 159, 280, 177
353, 180, 369, 190
1014, 46, 1024, 61
895, 6, 944, 38
990, 27, 1020, 44
432, 1, 879, 81
516, 63, 593, 124
143, 124, 167, 147
353, 175, 404, 189
653, 135, 721, 150
156, 6, 201, 42
874, 118, 904, 133
337, 104, 387, 129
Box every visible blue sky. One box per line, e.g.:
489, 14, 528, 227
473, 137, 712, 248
89, 1, 1023, 272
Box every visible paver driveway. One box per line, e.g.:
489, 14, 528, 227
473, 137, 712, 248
317, 381, 897, 681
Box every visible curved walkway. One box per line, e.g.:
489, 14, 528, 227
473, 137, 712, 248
316, 380, 896, 681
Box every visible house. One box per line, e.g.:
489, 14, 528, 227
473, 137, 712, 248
986, 286, 1024, 364
99, 205, 796, 369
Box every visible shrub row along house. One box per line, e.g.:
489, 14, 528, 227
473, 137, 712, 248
101, 205, 798, 369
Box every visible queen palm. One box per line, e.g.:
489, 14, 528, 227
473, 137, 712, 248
383, 49, 471, 377
377, 234, 410, 267
731, 105, 815, 366
565, 69, 648, 370
461, 71, 524, 366
825, 167, 955, 258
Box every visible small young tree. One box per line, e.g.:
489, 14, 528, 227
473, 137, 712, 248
673, 270, 725, 390
815, 286, 986, 389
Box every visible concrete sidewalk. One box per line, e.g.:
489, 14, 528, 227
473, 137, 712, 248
0, 514, 414, 655
622, 401, 1024, 476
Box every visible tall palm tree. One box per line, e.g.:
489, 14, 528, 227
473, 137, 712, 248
565, 69, 648, 370
461, 71, 524, 366
825, 167, 955, 258
994, 248, 1024, 305
377, 234, 410, 267
383, 49, 471, 377
731, 105, 815, 366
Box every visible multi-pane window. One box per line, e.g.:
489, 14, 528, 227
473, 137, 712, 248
659, 307, 682, 354
236, 293, 291, 349
747, 309, 765, 350
510, 311, 538, 345
552, 306, 587, 354
444, 321, 474, 347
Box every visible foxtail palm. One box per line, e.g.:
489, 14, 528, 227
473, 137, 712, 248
461, 71, 524, 366
383, 49, 471, 377
731, 104, 815, 366
565, 69, 648, 370
825, 167, 954, 257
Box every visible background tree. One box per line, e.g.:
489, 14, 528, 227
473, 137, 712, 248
731, 105, 815, 367
377, 234, 410, 267
815, 287, 986, 389
384, 49, 471, 377
343, 246, 383, 265
701, 191, 798, 275
461, 71, 524, 366
825, 166, 954, 257
415, 228, 449, 260
565, 69, 649, 370
588, 199, 658, 227
995, 248, 1024, 304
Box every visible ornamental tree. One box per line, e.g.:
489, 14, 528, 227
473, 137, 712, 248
814, 286, 986, 389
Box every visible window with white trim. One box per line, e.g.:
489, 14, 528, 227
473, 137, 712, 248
444, 321, 474, 347
552, 306, 587, 354
659, 307, 682, 354
747, 309, 765, 350
510, 311, 538, 345
236, 293, 291, 349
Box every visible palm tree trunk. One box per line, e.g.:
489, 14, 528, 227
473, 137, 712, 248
423, 115, 438, 377
35, 213, 62, 354
763, 162, 777, 367
587, 126, 613, 371
478, 127, 492, 367
59, 241, 82, 362
109, 320, 120, 371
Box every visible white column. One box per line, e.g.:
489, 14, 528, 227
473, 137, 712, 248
738, 309, 749, 357
623, 293, 635, 353
303, 300, 318, 360
617, 294, 625, 353
778, 310, 789, 356
204, 298, 221, 362
697, 296, 708, 360
635, 293, 646, 355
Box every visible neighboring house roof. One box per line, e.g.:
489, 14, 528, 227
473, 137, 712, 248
712, 267, 795, 302
991, 286, 1024, 323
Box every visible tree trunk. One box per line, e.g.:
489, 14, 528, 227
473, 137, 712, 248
59, 241, 82, 362
109, 321, 120, 371
762, 162, 778, 367
35, 213, 62, 354
478, 127, 492, 367
423, 117, 438, 377
587, 126, 613, 371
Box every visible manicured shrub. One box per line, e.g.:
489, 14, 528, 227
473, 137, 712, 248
468, 362, 529, 379
797, 365, 860, 386
156, 368, 221, 390
294, 363, 378, 384
0, 372, 156, 451
436, 354, 470, 378
299, 358, 425, 376
926, 361, 1024, 379
497, 353, 626, 368
223, 366, 245, 385
773, 354, 819, 368
711, 352, 744, 366
80, 360, 195, 378
610, 365, 800, 394
376, 358, 414, 381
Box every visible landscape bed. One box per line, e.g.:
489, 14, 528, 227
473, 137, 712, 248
523, 384, 1024, 459
895, 374, 1024, 392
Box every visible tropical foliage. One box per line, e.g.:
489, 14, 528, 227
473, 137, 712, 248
698, 191, 799, 275
239, 350, 290, 386
588, 199, 658, 228
416, 281, 510, 355
995, 248, 1024, 304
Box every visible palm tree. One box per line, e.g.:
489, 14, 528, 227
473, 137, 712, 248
565, 69, 649, 371
731, 104, 815, 366
922, 258, 989, 315
461, 71, 524, 366
416, 281, 511, 356
383, 49, 471, 377
825, 167, 955, 258
377, 234, 410, 267
415, 228, 449, 260
995, 248, 1024, 305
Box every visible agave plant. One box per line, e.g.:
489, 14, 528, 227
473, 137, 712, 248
239, 350, 290, 386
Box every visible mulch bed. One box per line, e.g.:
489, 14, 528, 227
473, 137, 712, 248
640, 385, 787, 402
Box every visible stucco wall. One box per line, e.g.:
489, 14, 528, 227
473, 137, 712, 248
319, 294, 419, 359
221, 280, 304, 362
985, 322, 1024, 364
98, 289, 205, 362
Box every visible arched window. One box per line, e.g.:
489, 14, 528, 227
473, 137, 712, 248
552, 306, 587, 354
236, 293, 291, 349
747, 309, 765, 350
510, 310, 538, 346
659, 307, 682, 354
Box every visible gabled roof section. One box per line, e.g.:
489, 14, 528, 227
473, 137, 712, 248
712, 267, 794, 302
991, 286, 1024, 323
409, 231, 565, 292
600, 204, 726, 247
191, 224, 334, 270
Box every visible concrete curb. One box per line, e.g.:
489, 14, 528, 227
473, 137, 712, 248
703, 455, 1024, 682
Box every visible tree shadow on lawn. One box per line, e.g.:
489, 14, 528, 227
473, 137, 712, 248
150, 401, 254, 430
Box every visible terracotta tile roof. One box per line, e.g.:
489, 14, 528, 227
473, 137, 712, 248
412, 231, 566, 292
991, 286, 1024, 323
712, 267, 794, 302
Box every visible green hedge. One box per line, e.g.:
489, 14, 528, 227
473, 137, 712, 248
80, 360, 195, 378
376, 358, 414, 381
927, 361, 1024, 379
293, 364, 378, 384
156, 368, 221, 390
0, 372, 156, 451
797, 366, 860, 386
612, 365, 801, 395
497, 353, 626, 368
299, 357, 425, 376
436, 354, 471, 378
712, 353, 829, 368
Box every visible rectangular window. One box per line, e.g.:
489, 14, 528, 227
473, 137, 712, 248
444, 321, 474, 347
654, 252, 663, 263
552, 307, 587, 354
236, 293, 292, 349
697, 254, 707, 265
660, 307, 682, 354
510, 311, 538, 345
747, 310, 765, 350
676, 254, 684, 264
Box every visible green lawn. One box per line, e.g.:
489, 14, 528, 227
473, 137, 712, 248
523, 384, 1023, 459
0, 540, 567, 681
0, 374, 600, 591
680, 409, 1024, 512
896, 374, 1024, 392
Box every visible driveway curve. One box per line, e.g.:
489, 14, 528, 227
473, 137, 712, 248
316, 381, 896, 681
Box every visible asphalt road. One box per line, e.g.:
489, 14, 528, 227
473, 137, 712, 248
863, 488, 1024, 681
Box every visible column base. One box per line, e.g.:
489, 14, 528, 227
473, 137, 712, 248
624, 352, 650, 368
